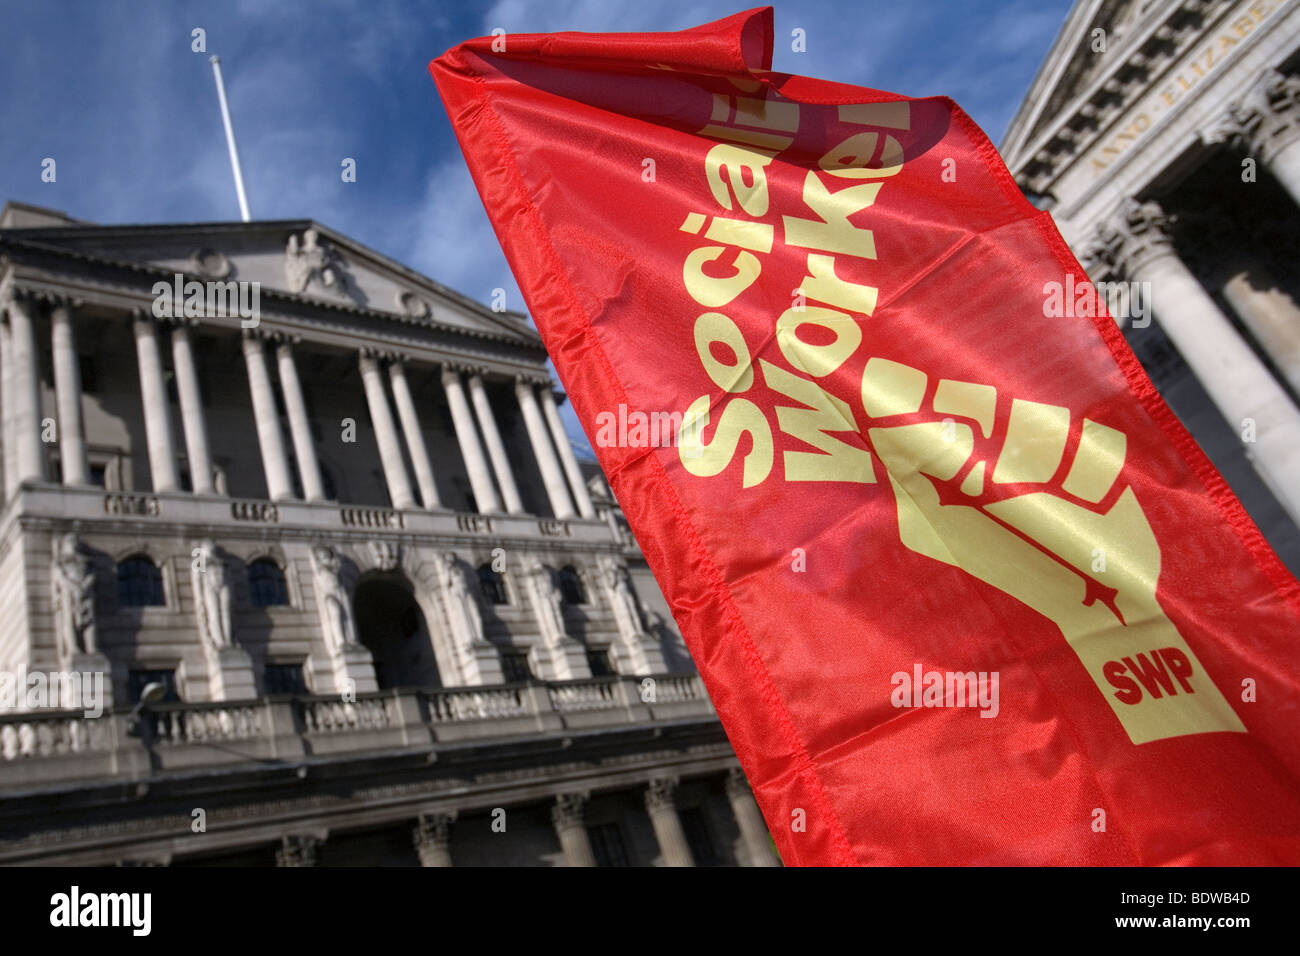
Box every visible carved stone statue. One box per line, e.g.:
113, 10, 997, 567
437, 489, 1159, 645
285, 228, 342, 294
310, 545, 358, 653
51, 533, 96, 660
598, 555, 645, 642
518, 555, 567, 649
192, 539, 232, 649
431, 552, 484, 657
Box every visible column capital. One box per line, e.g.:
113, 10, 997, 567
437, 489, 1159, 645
265, 329, 303, 347
157, 313, 202, 330
1228, 69, 1300, 163
725, 767, 752, 800
1093, 198, 1177, 277
513, 372, 546, 389
412, 811, 455, 848
42, 292, 83, 312
275, 834, 321, 867
645, 777, 680, 813
440, 363, 465, 387
551, 792, 589, 830
361, 345, 402, 363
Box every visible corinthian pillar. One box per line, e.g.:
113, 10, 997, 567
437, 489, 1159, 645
388, 358, 440, 509
0, 320, 16, 498
540, 386, 595, 518
551, 794, 596, 867
242, 331, 293, 501
1218, 261, 1300, 399
134, 313, 179, 493
50, 300, 88, 486
169, 320, 213, 494
412, 813, 455, 867
441, 366, 501, 514
1097, 199, 1300, 525
276, 339, 325, 501
726, 768, 780, 866
1224, 70, 1300, 206
7, 294, 46, 487
515, 378, 575, 519
644, 778, 695, 867
468, 372, 524, 514
358, 350, 415, 510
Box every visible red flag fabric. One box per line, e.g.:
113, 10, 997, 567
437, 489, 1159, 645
429, 7, 1300, 865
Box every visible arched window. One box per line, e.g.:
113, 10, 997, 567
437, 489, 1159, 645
248, 558, 289, 607
117, 555, 164, 607
558, 565, 586, 605
477, 563, 508, 605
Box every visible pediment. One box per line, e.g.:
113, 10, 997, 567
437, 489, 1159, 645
0, 210, 540, 347
1001, 0, 1156, 167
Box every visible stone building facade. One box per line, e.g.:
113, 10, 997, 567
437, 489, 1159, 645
1002, 0, 1300, 571
0, 201, 777, 867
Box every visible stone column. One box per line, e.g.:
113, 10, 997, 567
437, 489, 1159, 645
388, 358, 441, 509
1098, 199, 1300, 525
540, 386, 596, 518
644, 778, 695, 867
242, 331, 293, 501
726, 768, 780, 866
515, 377, 576, 519
275, 834, 320, 867
1218, 262, 1300, 398
1227, 69, 1300, 207
0, 320, 16, 498
133, 312, 179, 493
551, 793, 596, 867
276, 339, 326, 501
359, 350, 415, 510
7, 294, 46, 488
50, 300, 88, 486
412, 813, 454, 867
169, 320, 214, 494
468, 372, 524, 514
442, 366, 501, 514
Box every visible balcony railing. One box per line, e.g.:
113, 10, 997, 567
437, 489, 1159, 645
0, 674, 716, 787
4, 484, 616, 545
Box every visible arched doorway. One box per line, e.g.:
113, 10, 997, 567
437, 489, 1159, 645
353, 574, 441, 690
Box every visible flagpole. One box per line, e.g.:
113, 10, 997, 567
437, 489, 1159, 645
209, 55, 251, 222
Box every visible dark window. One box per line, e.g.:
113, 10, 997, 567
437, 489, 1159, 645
264, 663, 306, 696
399, 605, 421, 638
558, 565, 586, 605
89, 464, 107, 488
127, 669, 179, 705
318, 462, 337, 501
78, 355, 97, 394
586, 648, 614, 677
679, 806, 723, 866
117, 555, 164, 607
588, 823, 630, 867
248, 558, 289, 607
500, 650, 532, 684
478, 564, 508, 605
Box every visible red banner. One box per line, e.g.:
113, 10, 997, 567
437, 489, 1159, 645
430, 7, 1300, 864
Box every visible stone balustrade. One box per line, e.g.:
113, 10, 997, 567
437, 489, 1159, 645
2, 484, 614, 545
0, 674, 715, 786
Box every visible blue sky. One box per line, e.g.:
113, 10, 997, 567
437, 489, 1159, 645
0, 0, 1073, 455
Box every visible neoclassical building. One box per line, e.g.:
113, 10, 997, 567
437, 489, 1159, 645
0, 201, 777, 866
1003, 0, 1300, 571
